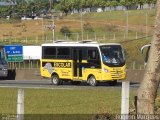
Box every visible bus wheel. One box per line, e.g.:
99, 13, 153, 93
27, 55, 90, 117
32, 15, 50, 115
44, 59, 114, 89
88, 75, 97, 86
108, 80, 117, 86
71, 81, 81, 85
51, 74, 61, 85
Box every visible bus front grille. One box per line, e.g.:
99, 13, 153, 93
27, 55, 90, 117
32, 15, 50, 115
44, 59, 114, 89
110, 70, 123, 79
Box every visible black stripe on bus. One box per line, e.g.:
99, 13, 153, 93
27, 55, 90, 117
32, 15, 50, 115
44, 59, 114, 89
42, 62, 71, 68
42, 62, 101, 69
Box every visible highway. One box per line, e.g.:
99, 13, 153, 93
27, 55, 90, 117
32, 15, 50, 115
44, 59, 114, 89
0, 79, 139, 89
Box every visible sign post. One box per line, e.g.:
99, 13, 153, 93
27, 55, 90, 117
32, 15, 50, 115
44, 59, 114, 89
17, 89, 24, 120
121, 81, 130, 120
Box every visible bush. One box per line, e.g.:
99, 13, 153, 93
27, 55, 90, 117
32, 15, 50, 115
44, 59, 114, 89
60, 26, 71, 37
83, 22, 94, 33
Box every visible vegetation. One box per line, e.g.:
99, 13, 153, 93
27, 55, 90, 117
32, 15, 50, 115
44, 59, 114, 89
60, 26, 71, 37
0, 0, 157, 18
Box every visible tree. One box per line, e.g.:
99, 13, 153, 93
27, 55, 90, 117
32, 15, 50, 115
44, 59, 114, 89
137, 0, 146, 9
96, 0, 106, 11
120, 0, 137, 10
152, 0, 158, 7
73, 0, 82, 12
58, 0, 71, 15
85, 0, 97, 12
110, 0, 119, 10
146, 0, 153, 9
137, 0, 160, 114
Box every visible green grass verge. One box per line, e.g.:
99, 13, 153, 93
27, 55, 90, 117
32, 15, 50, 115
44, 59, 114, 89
0, 88, 136, 116
1, 87, 160, 119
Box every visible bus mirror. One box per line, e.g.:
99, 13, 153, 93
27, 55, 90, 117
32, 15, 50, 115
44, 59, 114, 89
141, 44, 151, 63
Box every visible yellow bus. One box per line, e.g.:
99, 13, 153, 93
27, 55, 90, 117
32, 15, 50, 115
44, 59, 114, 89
40, 41, 126, 86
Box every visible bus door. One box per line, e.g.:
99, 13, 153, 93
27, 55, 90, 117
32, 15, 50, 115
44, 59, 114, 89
72, 49, 82, 79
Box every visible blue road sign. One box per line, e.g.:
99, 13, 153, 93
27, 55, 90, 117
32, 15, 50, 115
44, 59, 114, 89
4, 45, 23, 62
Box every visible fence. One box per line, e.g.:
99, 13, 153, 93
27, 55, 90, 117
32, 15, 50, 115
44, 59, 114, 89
0, 32, 151, 46
8, 60, 40, 69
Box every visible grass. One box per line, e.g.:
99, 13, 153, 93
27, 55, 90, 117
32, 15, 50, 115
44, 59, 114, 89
0, 88, 17, 114
1, 87, 160, 119
0, 87, 137, 119
25, 88, 121, 114
67, 9, 156, 26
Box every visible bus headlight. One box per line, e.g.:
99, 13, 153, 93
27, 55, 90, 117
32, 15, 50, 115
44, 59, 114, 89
103, 68, 109, 73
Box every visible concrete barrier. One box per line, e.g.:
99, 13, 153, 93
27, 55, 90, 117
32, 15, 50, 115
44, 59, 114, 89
15, 68, 41, 80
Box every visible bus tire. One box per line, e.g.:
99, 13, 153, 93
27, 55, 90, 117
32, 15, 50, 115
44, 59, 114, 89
108, 80, 117, 86
51, 74, 61, 85
88, 75, 97, 86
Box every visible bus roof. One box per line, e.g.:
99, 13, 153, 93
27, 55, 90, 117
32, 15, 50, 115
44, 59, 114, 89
41, 42, 121, 47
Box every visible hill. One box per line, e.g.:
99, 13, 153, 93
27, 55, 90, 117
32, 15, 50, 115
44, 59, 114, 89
0, 9, 155, 68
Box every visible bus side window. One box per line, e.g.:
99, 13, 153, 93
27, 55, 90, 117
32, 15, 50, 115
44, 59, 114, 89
87, 49, 101, 68
57, 48, 70, 59
88, 50, 96, 60
82, 48, 87, 60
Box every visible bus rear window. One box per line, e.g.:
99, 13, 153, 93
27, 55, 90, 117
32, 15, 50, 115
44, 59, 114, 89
42, 47, 56, 59
42, 47, 71, 59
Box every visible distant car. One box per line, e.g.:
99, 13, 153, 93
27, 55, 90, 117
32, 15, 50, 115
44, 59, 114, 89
21, 16, 32, 20
6, 16, 10, 20
97, 8, 103, 12
34, 16, 42, 20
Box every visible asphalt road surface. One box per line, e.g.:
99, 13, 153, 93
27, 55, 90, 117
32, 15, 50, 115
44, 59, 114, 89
0, 79, 139, 89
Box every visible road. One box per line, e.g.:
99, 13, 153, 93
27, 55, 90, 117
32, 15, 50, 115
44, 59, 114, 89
0, 79, 139, 89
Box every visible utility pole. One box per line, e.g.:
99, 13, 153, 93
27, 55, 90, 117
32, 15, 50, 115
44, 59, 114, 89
145, 13, 148, 40
81, 9, 83, 41
125, 11, 128, 40
49, 0, 52, 10
17, 89, 24, 120
42, 15, 44, 43
121, 81, 130, 120
52, 15, 55, 42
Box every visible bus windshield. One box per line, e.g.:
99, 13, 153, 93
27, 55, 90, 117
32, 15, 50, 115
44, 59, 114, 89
100, 45, 125, 67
